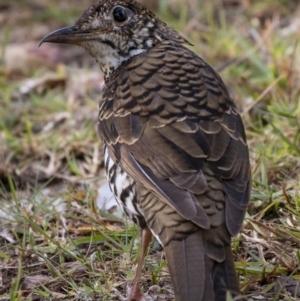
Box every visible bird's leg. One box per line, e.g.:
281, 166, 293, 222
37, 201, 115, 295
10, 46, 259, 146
127, 227, 152, 301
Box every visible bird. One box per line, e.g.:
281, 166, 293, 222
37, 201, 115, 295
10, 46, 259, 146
40, 1, 251, 300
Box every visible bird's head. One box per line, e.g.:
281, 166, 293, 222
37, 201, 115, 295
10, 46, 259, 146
40, 0, 188, 79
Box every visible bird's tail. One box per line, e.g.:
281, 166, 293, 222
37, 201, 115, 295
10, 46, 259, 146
163, 230, 240, 301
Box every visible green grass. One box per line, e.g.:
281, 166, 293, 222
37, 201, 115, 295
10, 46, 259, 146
1, 0, 300, 300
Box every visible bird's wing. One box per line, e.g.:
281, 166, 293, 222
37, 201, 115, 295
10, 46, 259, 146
98, 41, 251, 236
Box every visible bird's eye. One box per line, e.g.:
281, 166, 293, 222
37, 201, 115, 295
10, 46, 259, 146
113, 6, 127, 22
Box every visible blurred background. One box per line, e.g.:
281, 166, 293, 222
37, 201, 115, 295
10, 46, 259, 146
1, 0, 300, 300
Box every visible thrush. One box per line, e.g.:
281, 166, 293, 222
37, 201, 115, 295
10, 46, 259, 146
40, 1, 251, 300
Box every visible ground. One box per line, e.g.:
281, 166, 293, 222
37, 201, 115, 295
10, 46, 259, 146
0, 0, 300, 300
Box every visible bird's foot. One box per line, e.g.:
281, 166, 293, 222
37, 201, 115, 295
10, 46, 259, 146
125, 280, 145, 301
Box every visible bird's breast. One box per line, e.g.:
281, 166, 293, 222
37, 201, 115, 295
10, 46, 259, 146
104, 146, 146, 228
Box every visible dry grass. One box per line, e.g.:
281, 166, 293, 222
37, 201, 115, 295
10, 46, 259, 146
1, 0, 300, 300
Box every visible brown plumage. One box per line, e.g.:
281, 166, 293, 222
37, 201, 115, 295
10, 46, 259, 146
40, 1, 251, 300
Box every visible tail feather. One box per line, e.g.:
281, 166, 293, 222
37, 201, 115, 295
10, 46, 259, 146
203, 256, 215, 301
211, 245, 240, 301
163, 231, 240, 301
164, 231, 205, 301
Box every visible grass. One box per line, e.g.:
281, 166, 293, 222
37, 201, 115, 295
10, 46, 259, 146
1, 0, 300, 300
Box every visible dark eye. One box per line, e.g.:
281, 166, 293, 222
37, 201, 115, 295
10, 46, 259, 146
113, 6, 127, 22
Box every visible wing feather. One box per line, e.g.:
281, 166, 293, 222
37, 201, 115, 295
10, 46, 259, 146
99, 41, 251, 235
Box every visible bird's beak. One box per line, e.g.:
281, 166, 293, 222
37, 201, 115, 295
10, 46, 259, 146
39, 25, 92, 47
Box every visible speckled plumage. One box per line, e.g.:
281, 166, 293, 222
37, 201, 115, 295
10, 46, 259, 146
40, 1, 251, 300
73, 0, 187, 79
